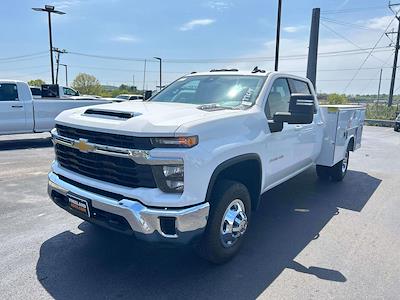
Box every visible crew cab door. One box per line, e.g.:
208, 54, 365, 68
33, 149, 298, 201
263, 78, 301, 186
286, 78, 320, 164
0, 83, 29, 134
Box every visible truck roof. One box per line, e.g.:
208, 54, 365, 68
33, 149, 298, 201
184, 70, 310, 79
0, 79, 27, 84
185, 70, 271, 77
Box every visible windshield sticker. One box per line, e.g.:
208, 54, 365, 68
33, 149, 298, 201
241, 88, 254, 103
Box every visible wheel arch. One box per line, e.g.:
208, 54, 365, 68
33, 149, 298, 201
348, 135, 355, 151
205, 154, 262, 211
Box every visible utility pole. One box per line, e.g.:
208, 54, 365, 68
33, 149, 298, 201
153, 57, 162, 90
132, 74, 135, 89
32, 5, 65, 84
53, 48, 66, 85
60, 64, 68, 86
306, 8, 320, 90
142, 59, 147, 95
274, 0, 282, 71
377, 68, 383, 104
388, 2, 400, 107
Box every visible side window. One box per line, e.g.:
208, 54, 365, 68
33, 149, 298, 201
289, 79, 311, 94
265, 78, 291, 119
0, 84, 18, 101
63, 88, 77, 96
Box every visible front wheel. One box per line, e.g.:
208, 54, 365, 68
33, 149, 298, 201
196, 180, 251, 264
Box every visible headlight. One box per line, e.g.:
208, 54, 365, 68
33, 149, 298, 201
151, 136, 198, 148
153, 164, 184, 193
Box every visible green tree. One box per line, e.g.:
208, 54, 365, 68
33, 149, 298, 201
28, 79, 45, 87
327, 93, 348, 105
71, 73, 102, 95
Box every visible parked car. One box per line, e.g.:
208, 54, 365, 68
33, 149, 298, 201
48, 70, 365, 263
0, 80, 112, 135
115, 94, 144, 101
394, 114, 400, 132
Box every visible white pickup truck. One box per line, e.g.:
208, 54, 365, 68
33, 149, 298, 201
47, 70, 365, 263
0, 80, 111, 135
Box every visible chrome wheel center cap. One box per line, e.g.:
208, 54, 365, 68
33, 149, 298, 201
220, 199, 248, 248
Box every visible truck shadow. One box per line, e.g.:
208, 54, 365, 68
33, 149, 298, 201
36, 168, 380, 299
0, 136, 52, 151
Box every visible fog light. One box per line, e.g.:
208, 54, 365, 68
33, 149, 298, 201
166, 180, 184, 191
153, 164, 184, 193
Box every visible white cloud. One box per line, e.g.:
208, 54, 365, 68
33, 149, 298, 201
206, 0, 232, 11
366, 15, 393, 30
283, 26, 304, 33
179, 19, 215, 31
112, 35, 139, 43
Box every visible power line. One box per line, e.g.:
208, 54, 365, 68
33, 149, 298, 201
360, 52, 394, 93
67, 64, 187, 74
0, 51, 47, 61
0, 54, 48, 64
66, 47, 392, 64
321, 6, 387, 14
68, 51, 150, 62
321, 22, 387, 64
343, 15, 397, 92
320, 17, 374, 31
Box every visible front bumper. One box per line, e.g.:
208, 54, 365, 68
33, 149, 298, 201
48, 172, 209, 244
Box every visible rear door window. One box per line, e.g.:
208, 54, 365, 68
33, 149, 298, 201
288, 79, 311, 94
0, 84, 18, 101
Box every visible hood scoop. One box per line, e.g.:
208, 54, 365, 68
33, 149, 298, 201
84, 108, 140, 120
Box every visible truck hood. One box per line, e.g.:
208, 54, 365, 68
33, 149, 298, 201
55, 101, 243, 136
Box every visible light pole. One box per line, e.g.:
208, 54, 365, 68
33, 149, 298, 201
60, 64, 68, 86
274, 0, 282, 71
32, 5, 65, 84
153, 57, 162, 90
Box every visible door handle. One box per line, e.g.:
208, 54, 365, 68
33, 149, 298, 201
11, 105, 23, 108
317, 121, 324, 126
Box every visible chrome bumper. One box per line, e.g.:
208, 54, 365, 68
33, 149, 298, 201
48, 172, 209, 243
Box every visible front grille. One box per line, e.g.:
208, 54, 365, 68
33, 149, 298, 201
56, 124, 154, 150
55, 144, 157, 188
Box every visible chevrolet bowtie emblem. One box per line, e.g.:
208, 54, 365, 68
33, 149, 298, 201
74, 139, 95, 153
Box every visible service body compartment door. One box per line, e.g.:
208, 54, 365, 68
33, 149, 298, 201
316, 105, 365, 167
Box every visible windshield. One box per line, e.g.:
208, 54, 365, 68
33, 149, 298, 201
151, 75, 266, 109
116, 95, 129, 100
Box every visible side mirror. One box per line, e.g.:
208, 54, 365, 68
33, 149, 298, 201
269, 94, 315, 132
144, 90, 153, 100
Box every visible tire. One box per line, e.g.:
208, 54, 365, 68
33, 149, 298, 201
330, 149, 349, 182
196, 180, 251, 264
316, 165, 331, 180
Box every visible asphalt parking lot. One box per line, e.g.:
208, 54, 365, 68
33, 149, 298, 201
0, 126, 399, 299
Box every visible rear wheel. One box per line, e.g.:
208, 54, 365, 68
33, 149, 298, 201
330, 149, 349, 182
196, 180, 251, 264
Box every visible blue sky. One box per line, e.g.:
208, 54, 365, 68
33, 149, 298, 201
0, 0, 395, 94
